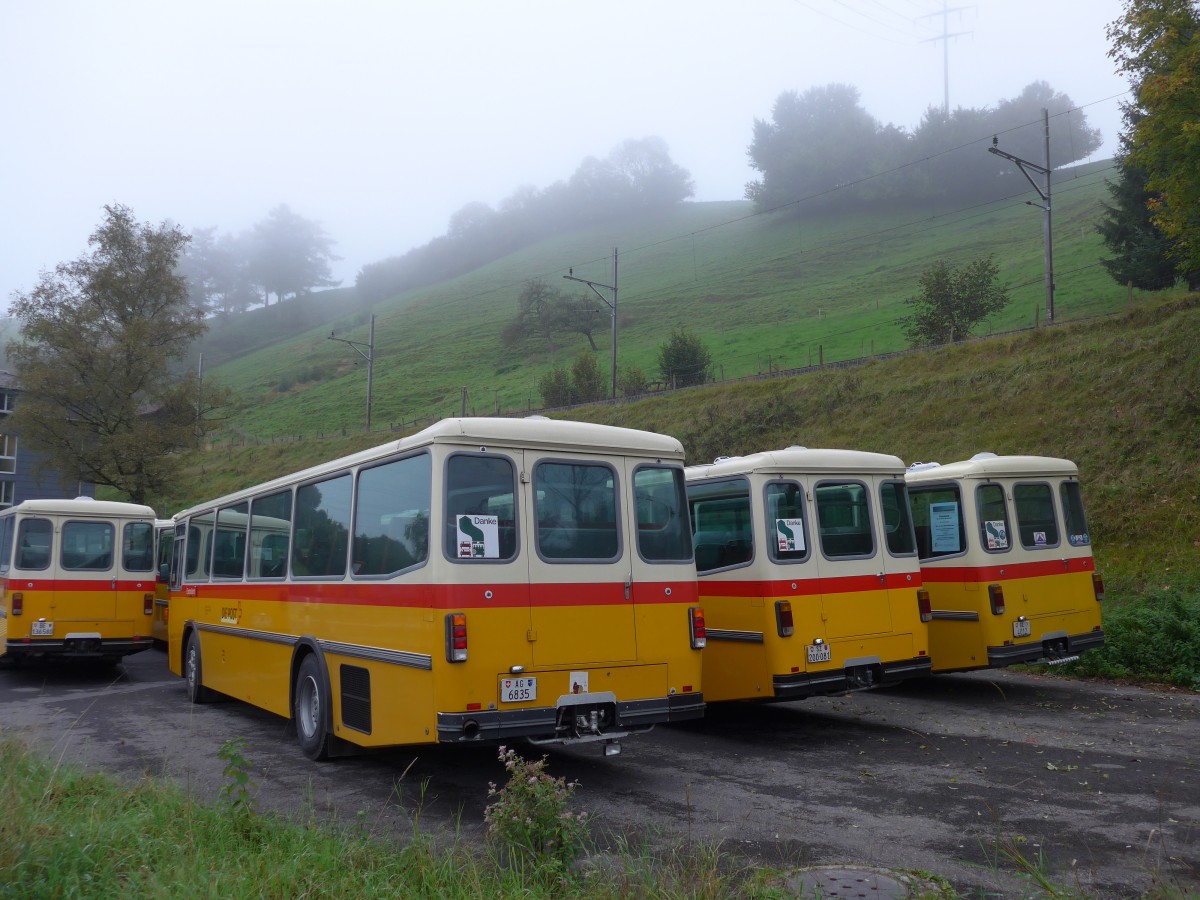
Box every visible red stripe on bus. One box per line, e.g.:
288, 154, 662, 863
919, 557, 1093, 583
698, 571, 920, 598
173, 580, 698, 610
0, 579, 158, 591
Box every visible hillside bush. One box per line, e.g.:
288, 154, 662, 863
1066, 588, 1200, 689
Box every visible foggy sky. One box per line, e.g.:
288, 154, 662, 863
0, 0, 1130, 309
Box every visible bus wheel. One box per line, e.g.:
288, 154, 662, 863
294, 654, 331, 761
185, 631, 214, 704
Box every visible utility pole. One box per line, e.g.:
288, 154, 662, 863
989, 109, 1054, 323
563, 248, 618, 400
328, 313, 375, 431
918, 0, 973, 116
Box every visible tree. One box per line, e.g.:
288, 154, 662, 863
571, 352, 605, 403
901, 256, 1011, 347
1097, 125, 1180, 291
537, 366, 575, 408
657, 327, 712, 388
744, 84, 885, 209
1107, 0, 1200, 274
502, 280, 606, 352
618, 365, 650, 397
248, 204, 340, 304
6, 205, 231, 505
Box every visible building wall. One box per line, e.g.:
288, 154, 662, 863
0, 382, 95, 508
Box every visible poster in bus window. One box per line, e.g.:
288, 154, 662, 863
775, 518, 805, 553
984, 520, 1009, 549
457, 515, 499, 558
929, 501, 961, 553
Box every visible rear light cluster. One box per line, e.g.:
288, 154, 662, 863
11, 592, 22, 616
775, 600, 794, 637
445, 612, 467, 662
144, 593, 154, 616
917, 589, 932, 623
1092, 571, 1105, 602
988, 583, 1005, 616
688, 607, 706, 649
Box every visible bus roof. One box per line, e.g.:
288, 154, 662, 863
172, 417, 685, 519
905, 453, 1080, 484
2, 498, 158, 519
686, 447, 906, 481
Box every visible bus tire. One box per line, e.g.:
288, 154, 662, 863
185, 630, 215, 704
294, 653, 331, 761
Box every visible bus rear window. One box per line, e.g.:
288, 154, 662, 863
534, 461, 619, 561
688, 478, 753, 573
765, 480, 808, 563
880, 481, 916, 556
445, 454, 518, 562
1060, 481, 1090, 546
908, 485, 964, 559
815, 481, 874, 558
634, 466, 691, 562
1014, 483, 1059, 549
62, 521, 114, 571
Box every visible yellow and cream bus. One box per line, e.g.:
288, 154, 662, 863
150, 518, 174, 645
0, 498, 159, 663
905, 453, 1105, 672
167, 417, 705, 759
684, 448, 932, 702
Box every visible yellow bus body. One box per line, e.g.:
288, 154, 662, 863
906, 453, 1105, 673
168, 417, 704, 758
151, 519, 173, 645
0, 498, 159, 662
685, 449, 932, 703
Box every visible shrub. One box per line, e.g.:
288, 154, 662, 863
1066, 588, 1200, 689
484, 746, 588, 871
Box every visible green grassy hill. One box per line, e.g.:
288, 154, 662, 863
171, 166, 1198, 600
201, 163, 1140, 441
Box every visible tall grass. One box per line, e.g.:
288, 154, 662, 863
0, 738, 787, 898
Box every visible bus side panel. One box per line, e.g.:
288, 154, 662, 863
200, 629, 294, 718
326, 653, 436, 748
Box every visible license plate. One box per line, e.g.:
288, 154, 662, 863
1013, 619, 1031, 638
500, 676, 537, 703
807, 643, 832, 664
32, 621, 54, 636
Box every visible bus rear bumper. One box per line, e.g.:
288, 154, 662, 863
987, 628, 1105, 668
2, 636, 153, 661
771, 655, 933, 700
436, 691, 704, 745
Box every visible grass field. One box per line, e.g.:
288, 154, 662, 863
200, 164, 1134, 442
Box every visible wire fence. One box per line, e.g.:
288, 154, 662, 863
207, 306, 1125, 451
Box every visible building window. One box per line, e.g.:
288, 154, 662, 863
0, 393, 12, 414
0, 435, 15, 474
0, 481, 13, 509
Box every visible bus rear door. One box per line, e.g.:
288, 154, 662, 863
812, 480, 892, 642
523, 450, 637, 668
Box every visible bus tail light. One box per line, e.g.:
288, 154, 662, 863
11, 592, 21, 616
775, 600, 794, 637
917, 588, 932, 623
1092, 571, 1105, 602
988, 584, 1005, 616
445, 613, 468, 662
144, 593, 154, 615
688, 607, 706, 649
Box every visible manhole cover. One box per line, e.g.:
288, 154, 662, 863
784, 865, 914, 898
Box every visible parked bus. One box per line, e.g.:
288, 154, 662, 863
0, 497, 159, 663
167, 417, 704, 759
905, 453, 1105, 672
684, 448, 932, 702
150, 519, 174, 645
